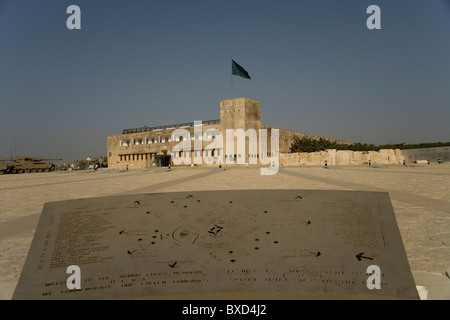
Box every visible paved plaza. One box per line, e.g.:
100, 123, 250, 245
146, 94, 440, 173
1, 164, 449, 299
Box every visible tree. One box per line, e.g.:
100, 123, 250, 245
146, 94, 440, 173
289, 137, 450, 153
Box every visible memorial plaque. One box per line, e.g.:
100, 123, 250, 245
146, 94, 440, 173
13, 190, 419, 299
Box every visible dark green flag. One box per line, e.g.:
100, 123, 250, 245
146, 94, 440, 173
232, 59, 251, 80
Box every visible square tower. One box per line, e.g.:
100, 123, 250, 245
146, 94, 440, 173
220, 97, 261, 132
220, 98, 262, 164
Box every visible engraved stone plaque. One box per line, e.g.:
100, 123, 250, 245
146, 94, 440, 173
13, 190, 419, 299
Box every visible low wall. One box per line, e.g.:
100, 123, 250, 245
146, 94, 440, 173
400, 146, 450, 163
280, 149, 404, 166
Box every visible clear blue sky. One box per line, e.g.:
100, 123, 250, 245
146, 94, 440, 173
1, 0, 449, 162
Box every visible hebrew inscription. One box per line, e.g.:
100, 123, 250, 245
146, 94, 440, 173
13, 190, 419, 299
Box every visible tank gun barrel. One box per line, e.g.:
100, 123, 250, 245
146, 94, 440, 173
0, 158, 61, 161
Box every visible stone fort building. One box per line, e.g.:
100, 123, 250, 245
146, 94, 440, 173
107, 98, 349, 170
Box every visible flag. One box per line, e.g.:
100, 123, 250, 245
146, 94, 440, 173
232, 59, 251, 80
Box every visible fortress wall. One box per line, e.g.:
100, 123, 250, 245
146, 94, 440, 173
262, 126, 351, 154
107, 98, 353, 169
280, 149, 405, 166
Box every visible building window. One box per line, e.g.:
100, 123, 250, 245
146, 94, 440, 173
120, 140, 130, 147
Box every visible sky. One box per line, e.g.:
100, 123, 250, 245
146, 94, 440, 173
0, 0, 449, 163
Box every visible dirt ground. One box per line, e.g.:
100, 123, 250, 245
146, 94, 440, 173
1, 164, 449, 299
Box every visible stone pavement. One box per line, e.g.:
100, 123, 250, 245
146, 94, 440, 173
0, 164, 449, 299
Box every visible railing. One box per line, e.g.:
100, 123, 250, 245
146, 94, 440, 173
122, 119, 220, 134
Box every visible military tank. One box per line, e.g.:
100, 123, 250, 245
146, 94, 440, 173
0, 157, 61, 174
0, 161, 13, 175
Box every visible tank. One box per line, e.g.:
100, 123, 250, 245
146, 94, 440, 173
0, 161, 13, 175
0, 157, 61, 174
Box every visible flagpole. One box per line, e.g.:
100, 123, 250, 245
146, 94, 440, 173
231, 58, 233, 98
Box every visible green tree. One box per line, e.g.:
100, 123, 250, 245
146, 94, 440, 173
289, 137, 450, 153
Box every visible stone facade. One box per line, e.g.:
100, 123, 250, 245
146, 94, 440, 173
107, 98, 350, 170
400, 146, 450, 163
280, 149, 405, 166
